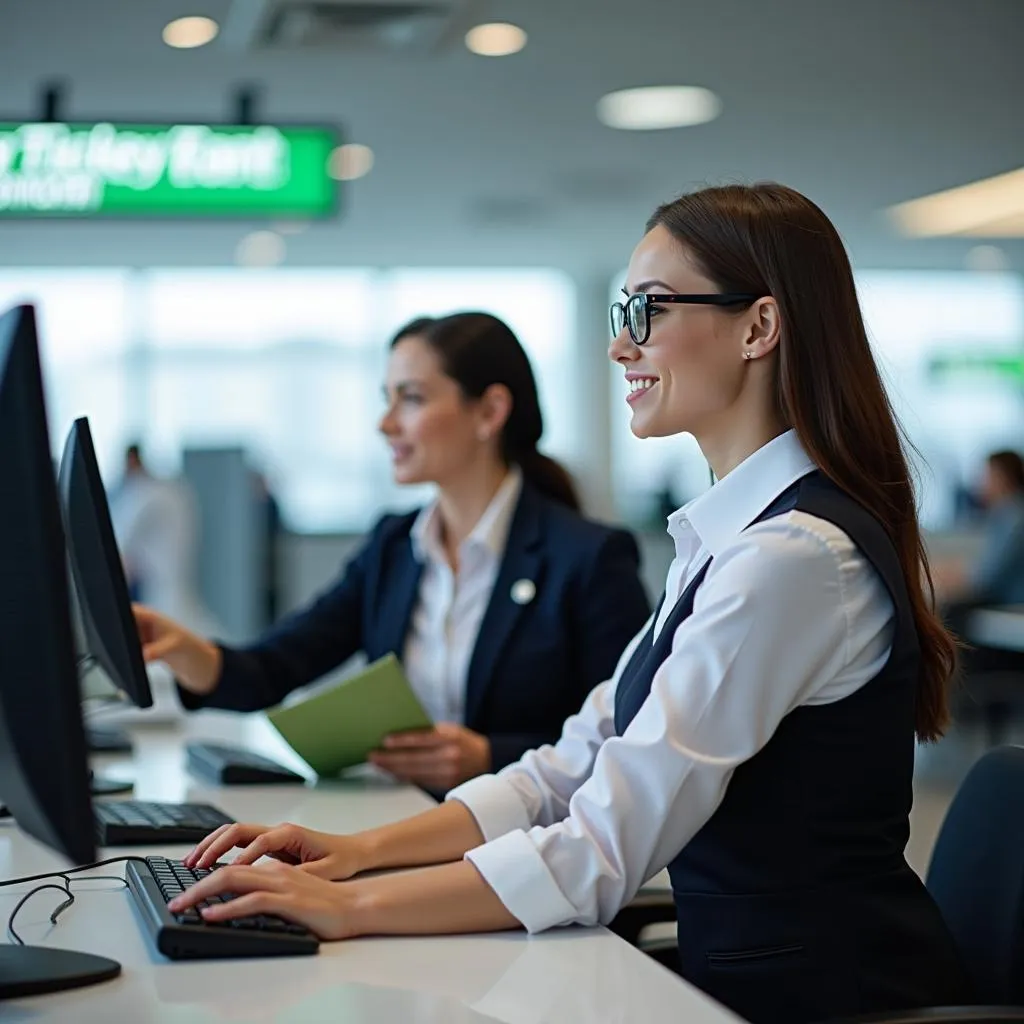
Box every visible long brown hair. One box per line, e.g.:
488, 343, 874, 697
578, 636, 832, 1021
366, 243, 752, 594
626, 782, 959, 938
390, 313, 580, 511
648, 183, 955, 741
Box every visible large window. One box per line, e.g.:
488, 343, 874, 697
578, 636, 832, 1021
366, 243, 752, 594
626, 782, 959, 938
609, 270, 1024, 530
859, 271, 1024, 527
0, 270, 134, 481
1, 268, 575, 531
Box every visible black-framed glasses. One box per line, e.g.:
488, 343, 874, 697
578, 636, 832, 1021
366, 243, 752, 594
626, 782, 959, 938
610, 292, 760, 346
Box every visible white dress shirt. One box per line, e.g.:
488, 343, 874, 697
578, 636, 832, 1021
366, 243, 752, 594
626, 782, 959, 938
403, 467, 523, 725
448, 431, 896, 933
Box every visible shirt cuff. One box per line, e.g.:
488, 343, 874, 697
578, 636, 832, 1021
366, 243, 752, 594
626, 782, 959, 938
466, 829, 579, 934
446, 773, 533, 842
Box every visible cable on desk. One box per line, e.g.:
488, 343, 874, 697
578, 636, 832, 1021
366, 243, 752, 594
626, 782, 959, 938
7, 879, 74, 945
0, 856, 150, 890
4, 859, 140, 946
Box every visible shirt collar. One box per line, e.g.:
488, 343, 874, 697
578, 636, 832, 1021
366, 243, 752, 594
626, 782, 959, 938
411, 465, 523, 565
667, 430, 817, 557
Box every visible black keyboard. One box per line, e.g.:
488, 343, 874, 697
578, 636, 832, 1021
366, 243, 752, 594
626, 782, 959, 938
86, 725, 133, 753
185, 742, 304, 785
95, 800, 233, 845
125, 856, 319, 959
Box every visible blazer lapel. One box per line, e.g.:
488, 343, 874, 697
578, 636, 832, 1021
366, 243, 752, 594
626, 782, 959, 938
464, 485, 545, 727
376, 532, 423, 660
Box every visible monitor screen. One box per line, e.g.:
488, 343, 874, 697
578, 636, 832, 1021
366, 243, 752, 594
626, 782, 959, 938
59, 417, 153, 709
0, 304, 95, 865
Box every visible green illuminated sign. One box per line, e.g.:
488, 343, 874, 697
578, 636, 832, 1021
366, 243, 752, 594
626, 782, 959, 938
929, 353, 1024, 383
0, 122, 339, 218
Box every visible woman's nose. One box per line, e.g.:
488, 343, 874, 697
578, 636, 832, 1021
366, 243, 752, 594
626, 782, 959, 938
608, 328, 638, 363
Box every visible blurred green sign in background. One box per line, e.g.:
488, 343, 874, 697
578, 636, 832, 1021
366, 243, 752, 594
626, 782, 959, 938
0, 122, 339, 218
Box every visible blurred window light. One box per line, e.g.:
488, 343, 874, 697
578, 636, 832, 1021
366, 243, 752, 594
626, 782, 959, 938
0, 269, 134, 481
5, 268, 573, 531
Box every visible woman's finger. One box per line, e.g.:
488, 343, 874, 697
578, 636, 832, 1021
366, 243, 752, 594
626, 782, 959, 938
183, 823, 236, 867
188, 824, 269, 869
141, 636, 177, 662
168, 862, 289, 912
381, 729, 442, 749
197, 889, 287, 923
228, 828, 303, 868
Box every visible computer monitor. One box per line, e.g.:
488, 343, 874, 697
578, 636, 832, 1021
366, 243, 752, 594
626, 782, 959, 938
0, 304, 121, 997
59, 417, 153, 711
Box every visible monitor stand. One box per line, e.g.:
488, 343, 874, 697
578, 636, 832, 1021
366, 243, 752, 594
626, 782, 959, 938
88, 770, 133, 797
85, 725, 132, 754
0, 945, 121, 999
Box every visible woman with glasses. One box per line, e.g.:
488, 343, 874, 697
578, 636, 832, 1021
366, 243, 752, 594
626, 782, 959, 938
134, 311, 650, 792
166, 185, 970, 1023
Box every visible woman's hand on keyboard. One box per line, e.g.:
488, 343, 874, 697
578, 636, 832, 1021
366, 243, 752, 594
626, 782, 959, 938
184, 822, 365, 880
167, 860, 358, 940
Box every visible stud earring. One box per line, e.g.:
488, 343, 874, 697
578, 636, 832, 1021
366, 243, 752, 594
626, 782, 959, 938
744, 351, 754, 360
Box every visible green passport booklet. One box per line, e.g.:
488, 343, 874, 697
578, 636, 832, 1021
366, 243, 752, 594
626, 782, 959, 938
265, 653, 432, 777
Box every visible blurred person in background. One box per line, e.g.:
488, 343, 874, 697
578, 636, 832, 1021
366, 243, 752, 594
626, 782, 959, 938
935, 449, 1024, 607
134, 312, 651, 792
109, 441, 210, 631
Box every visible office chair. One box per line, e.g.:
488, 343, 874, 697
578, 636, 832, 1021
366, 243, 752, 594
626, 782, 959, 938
607, 884, 676, 953
826, 746, 1024, 1023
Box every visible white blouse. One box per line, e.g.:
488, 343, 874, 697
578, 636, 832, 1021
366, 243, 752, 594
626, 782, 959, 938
403, 468, 522, 725
448, 431, 895, 932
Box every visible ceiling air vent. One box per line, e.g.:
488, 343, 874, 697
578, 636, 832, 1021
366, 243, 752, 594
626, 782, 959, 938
222, 0, 473, 53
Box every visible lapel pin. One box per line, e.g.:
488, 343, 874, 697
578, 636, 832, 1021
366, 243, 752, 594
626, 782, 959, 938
511, 578, 536, 605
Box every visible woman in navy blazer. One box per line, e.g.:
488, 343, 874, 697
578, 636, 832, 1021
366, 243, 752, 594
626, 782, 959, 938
134, 312, 650, 791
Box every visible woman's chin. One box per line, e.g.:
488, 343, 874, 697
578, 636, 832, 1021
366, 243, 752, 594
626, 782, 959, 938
629, 413, 655, 439
391, 464, 425, 486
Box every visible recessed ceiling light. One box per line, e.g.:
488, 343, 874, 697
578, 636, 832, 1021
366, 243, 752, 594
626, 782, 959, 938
597, 86, 721, 130
889, 167, 1024, 237
162, 16, 219, 49
465, 22, 527, 57
272, 220, 311, 236
235, 230, 285, 268
327, 144, 374, 181
965, 245, 1010, 272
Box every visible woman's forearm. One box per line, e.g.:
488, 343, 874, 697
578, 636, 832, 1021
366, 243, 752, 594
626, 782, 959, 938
356, 799, 485, 873
350, 859, 520, 935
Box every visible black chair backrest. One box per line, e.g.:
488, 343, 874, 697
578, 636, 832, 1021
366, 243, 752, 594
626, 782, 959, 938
926, 746, 1024, 1005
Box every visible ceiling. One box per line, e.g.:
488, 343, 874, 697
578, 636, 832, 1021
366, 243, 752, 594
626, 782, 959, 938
0, 0, 1022, 276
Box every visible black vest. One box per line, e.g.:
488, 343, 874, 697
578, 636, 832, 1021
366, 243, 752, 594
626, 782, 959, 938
614, 472, 969, 1024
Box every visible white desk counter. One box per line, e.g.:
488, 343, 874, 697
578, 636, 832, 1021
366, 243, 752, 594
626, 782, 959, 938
0, 711, 738, 1024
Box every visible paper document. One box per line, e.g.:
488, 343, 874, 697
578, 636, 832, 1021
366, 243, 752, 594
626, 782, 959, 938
266, 654, 432, 777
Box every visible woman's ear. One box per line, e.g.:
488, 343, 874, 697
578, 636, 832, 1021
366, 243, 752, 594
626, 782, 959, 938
475, 383, 513, 442
740, 297, 782, 361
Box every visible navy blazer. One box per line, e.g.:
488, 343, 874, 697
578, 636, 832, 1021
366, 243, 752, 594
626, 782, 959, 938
183, 483, 651, 771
